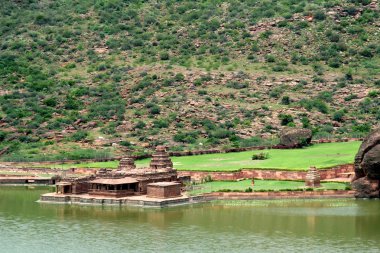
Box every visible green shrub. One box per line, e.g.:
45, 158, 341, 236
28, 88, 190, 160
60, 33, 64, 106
150, 105, 161, 115
265, 54, 276, 63
368, 90, 378, 98
328, 58, 341, 68
278, 114, 294, 126
269, 87, 284, 98
314, 10, 326, 21
134, 121, 146, 129
160, 52, 169, 60
226, 81, 248, 89
344, 94, 358, 101
70, 131, 88, 141
209, 128, 233, 139
119, 141, 132, 147
245, 187, 253, 192
0, 131, 7, 141
360, 48, 373, 58
173, 131, 199, 144
43, 97, 57, 107
281, 96, 290, 105
153, 118, 169, 128
252, 152, 269, 160
333, 110, 345, 122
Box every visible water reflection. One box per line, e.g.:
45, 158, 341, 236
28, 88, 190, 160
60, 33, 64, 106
1, 186, 380, 253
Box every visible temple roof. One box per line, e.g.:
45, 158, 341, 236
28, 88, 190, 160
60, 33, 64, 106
90, 177, 138, 185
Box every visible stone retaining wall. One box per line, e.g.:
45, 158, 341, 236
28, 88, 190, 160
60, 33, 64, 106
178, 164, 354, 181
0, 167, 96, 175
2, 164, 354, 182
40, 194, 194, 207
0, 177, 54, 184
204, 190, 355, 200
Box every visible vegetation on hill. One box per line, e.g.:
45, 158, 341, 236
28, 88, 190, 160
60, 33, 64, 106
0, 0, 379, 160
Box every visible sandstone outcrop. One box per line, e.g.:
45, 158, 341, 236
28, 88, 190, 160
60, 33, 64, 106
279, 128, 312, 148
351, 177, 379, 198
352, 128, 380, 198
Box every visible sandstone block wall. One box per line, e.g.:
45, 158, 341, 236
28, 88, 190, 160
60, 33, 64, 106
147, 184, 181, 199
178, 164, 354, 181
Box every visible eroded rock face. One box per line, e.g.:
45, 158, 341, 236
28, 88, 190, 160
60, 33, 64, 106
352, 128, 380, 198
352, 177, 380, 198
279, 128, 312, 148
354, 128, 380, 179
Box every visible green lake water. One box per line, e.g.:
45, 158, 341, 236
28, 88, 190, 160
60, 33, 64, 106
1, 186, 380, 253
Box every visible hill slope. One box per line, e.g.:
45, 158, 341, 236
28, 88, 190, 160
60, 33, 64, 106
0, 0, 379, 160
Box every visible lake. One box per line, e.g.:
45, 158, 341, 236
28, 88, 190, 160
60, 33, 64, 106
0, 186, 379, 253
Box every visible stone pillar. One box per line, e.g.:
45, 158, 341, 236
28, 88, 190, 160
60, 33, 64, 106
305, 166, 321, 187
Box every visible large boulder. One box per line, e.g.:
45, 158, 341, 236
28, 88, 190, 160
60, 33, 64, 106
279, 128, 312, 148
354, 128, 380, 179
352, 128, 380, 198
352, 177, 380, 198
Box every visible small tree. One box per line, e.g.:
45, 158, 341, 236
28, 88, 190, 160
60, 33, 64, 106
333, 110, 345, 122
279, 114, 294, 126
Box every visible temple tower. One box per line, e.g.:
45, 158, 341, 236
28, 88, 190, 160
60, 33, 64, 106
150, 146, 173, 170
305, 166, 321, 187
118, 156, 136, 170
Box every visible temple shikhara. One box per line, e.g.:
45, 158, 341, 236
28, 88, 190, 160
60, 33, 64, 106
305, 166, 321, 188
43, 146, 187, 205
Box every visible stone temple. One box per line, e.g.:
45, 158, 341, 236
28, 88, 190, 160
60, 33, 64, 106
49, 146, 182, 199
305, 166, 321, 188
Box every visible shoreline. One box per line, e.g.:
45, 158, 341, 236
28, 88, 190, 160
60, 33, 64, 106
38, 190, 355, 208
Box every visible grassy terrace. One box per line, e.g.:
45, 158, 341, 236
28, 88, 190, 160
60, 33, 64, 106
52, 141, 360, 171
188, 179, 349, 195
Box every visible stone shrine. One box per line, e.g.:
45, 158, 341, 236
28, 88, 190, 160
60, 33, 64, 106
118, 156, 136, 170
305, 166, 321, 187
150, 146, 173, 170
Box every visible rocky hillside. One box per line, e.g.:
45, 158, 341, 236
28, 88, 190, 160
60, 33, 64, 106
0, 0, 379, 161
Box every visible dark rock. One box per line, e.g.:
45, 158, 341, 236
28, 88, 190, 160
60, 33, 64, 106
279, 128, 312, 148
351, 177, 380, 198
352, 128, 380, 198
353, 128, 380, 180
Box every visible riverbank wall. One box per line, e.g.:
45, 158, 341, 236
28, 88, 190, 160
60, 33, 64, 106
202, 190, 355, 200
0, 176, 56, 185
178, 164, 354, 181
39, 192, 204, 207
0, 164, 354, 183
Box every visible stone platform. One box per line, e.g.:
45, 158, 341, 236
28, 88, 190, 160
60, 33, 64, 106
39, 192, 203, 207
0, 176, 55, 185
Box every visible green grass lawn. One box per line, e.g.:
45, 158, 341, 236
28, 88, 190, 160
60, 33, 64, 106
189, 179, 349, 195
48, 141, 360, 171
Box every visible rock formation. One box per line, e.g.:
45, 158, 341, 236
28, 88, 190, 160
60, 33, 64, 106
352, 128, 380, 198
279, 128, 312, 148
